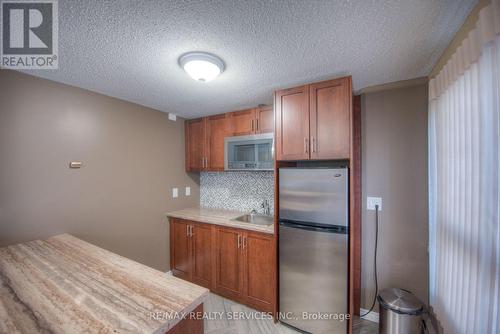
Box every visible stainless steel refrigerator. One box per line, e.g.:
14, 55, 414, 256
279, 167, 348, 334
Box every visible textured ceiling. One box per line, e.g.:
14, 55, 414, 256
24, 0, 476, 118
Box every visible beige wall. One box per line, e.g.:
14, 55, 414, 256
360, 83, 429, 310
0, 70, 199, 272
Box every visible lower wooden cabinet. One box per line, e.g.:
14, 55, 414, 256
243, 231, 275, 312
169, 218, 276, 313
170, 219, 192, 281
170, 219, 212, 289
214, 227, 244, 299
191, 222, 213, 288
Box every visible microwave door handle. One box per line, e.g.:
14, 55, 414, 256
254, 144, 258, 166
272, 138, 275, 159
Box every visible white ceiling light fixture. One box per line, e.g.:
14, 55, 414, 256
179, 52, 225, 82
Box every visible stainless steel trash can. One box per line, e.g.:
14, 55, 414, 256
378, 288, 424, 334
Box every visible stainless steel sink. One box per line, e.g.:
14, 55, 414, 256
232, 213, 273, 226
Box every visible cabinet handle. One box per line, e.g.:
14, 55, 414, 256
304, 138, 309, 153
251, 119, 254, 132
256, 119, 259, 131
243, 236, 247, 249
186, 225, 190, 236
312, 137, 316, 153
237, 235, 241, 248
190, 225, 194, 237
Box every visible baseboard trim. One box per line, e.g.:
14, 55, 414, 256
360, 308, 379, 323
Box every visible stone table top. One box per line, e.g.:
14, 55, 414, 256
0, 234, 208, 333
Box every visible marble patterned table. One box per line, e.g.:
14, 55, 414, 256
0, 234, 209, 333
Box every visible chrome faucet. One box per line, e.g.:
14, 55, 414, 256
261, 199, 270, 215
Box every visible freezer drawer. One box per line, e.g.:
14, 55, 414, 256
279, 223, 348, 334
279, 168, 348, 227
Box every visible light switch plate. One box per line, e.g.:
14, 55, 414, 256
367, 197, 382, 211
172, 188, 178, 198
185, 187, 191, 196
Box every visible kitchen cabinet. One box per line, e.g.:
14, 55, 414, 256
170, 219, 212, 289
185, 107, 274, 172
206, 113, 231, 171
243, 231, 275, 312
275, 76, 352, 161
256, 106, 274, 134
310, 78, 351, 159
170, 219, 192, 281
212, 226, 275, 312
214, 227, 244, 299
169, 218, 276, 313
275, 85, 310, 160
191, 222, 213, 288
230, 108, 257, 136
230, 107, 275, 136
185, 118, 207, 172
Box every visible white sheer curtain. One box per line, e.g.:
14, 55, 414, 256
428, 1, 500, 333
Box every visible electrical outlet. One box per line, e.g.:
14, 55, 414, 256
172, 188, 178, 198
185, 187, 191, 196
367, 197, 382, 211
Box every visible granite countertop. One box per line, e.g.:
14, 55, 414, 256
166, 207, 275, 234
0, 234, 209, 334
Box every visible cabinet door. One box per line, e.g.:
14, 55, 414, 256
310, 77, 351, 160
206, 114, 231, 171
256, 106, 274, 134
191, 223, 213, 289
243, 232, 275, 312
230, 109, 256, 136
214, 227, 244, 300
185, 118, 206, 171
170, 219, 191, 280
275, 86, 310, 160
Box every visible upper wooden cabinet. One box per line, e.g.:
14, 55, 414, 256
256, 106, 274, 134
230, 107, 274, 136
230, 109, 256, 136
310, 78, 351, 159
275, 76, 352, 161
275, 85, 310, 160
185, 106, 274, 172
185, 113, 232, 172
206, 113, 231, 171
185, 118, 206, 172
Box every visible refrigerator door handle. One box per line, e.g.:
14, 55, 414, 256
279, 220, 347, 234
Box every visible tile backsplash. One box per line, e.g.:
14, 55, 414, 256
200, 172, 274, 214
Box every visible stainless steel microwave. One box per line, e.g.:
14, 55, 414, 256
224, 133, 274, 171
